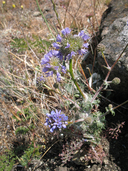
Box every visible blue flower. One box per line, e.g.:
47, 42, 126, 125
83, 43, 89, 48
41, 50, 66, 82
57, 72, 61, 82
61, 27, 71, 36
41, 50, 59, 65
61, 65, 66, 73
65, 43, 70, 49
52, 42, 61, 49
41, 54, 50, 65
78, 30, 90, 41
40, 75, 45, 81
66, 51, 76, 60
78, 49, 88, 55
56, 34, 62, 42
45, 110, 68, 132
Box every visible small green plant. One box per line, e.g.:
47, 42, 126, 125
10, 38, 29, 52
0, 150, 16, 171
15, 126, 29, 135
17, 143, 41, 168
10, 35, 52, 53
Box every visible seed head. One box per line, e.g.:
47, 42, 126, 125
112, 77, 120, 85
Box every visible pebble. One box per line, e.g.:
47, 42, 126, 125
33, 11, 41, 17
43, 7, 51, 12
45, 13, 53, 19
104, 158, 109, 165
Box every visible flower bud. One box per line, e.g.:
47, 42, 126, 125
112, 77, 120, 85
97, 44, 105, 52
108, 104, 113, 109
84, 117, 93, 124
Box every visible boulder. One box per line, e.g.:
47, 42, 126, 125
97, 0, 128, 101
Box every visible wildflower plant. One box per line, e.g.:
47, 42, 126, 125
42, 27, 106, 157
41, 25, 128, 165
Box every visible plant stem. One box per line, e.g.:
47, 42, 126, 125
69, 59, 85, 99
51, 0, 62, 29
91, 43, 128, 102
99, 100, 128, 119
35, 0, 55, 40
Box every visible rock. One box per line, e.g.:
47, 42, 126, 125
97, 0, 128, 100
104, 158, 109, 165
0, 36, 8, 68
45, 13, 54, 19
33, 11, 41, 17
43, 7, 51, 13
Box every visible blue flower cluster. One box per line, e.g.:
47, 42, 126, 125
53, 28, 90, 60
45, 110, 68, 132
41, 28, 90, 82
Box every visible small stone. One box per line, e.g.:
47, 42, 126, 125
33, 11, 41, 17
43, 7, 51, 12
45, 14, 53, 19
104, 158, 109, 165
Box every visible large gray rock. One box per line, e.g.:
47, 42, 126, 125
97, 0, 128, 101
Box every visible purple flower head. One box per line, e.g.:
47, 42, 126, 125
42, 50, 59, 66
45, 110, 68, 132
52, 28, 90, 63
41, 50, 67, 82
41, 50, 59, 65
127, 20, 128, 26
41, 50, 61, 81
61, 27, 71, 36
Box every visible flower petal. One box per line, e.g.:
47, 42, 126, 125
61, 27, 71, 36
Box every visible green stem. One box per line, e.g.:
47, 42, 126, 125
69, 59, 85, 99
35, 0, 55, 40
51, 0, 62, 29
